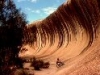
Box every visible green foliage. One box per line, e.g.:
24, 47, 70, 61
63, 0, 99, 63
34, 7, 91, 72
0, 0, 27, 75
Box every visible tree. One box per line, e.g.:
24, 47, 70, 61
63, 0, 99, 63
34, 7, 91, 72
0, 0, 27, 75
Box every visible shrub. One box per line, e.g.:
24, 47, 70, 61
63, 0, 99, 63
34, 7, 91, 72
31, 58, 50, 70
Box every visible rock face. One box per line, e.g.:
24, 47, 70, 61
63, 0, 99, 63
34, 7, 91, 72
21, 0, 100, 75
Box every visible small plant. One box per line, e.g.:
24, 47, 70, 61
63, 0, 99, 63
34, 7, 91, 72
42, 61, 50, 68
31, 57, 50, 70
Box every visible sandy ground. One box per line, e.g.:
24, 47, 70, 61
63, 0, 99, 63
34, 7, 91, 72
23, 62, 59, 75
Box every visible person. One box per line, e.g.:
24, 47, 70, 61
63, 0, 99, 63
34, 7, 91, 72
56, 58, 61, 63
56, 58, 64, 68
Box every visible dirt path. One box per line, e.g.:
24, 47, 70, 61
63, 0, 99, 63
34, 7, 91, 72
23, 62, 60, 75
